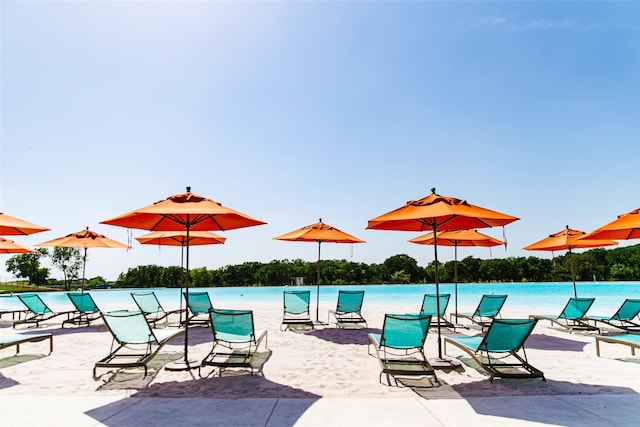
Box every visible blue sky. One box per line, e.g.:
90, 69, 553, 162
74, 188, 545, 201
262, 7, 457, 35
2, 1, 639, 281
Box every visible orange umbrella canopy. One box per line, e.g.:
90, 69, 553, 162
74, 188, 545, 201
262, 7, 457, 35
523, 226, 617, 252
367, 188, 519, 232
37, 228, 130, 249
0, 237, 36, 254
274, 219, 365, 244
0, 212, 50, 236
581, 208, 640, 241
524, 226, 617, 298
408, 229, 504, 247
101, 187, 266, 232
136, 230, 227, 246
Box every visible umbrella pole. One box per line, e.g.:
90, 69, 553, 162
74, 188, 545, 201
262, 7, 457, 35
454, 243, 458, 321
428, 225, 460, 368
432, 226, 443, 359
316, 241, 321, 323
166, 222, 197, 371
81, 248, 87, 293
179, 242, 185, 325
569, 247, 577, 298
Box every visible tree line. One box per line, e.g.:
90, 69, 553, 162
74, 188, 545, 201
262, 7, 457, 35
5, 244, 639, 290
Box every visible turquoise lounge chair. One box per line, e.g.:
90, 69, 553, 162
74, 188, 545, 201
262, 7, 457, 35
328, 290, 367, 328
455, 294, 508, 330
420, 293, 455, 330
131, 291, 184, 327
281, 290, 314, 331
63, 292, 101, 327
94, 310, 185, 378
367, 313, 437, 386
444, 318, 545, 382
595, 334, 640, 357
587, 299, 640, 332
199, 308, 268, 377
0, 332, 53, 355
183, 291, 213, 326
530, 297, 599, 333
13, 294, 74, 328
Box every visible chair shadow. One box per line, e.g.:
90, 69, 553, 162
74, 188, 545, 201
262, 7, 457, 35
523, 333, 589, 352
306, 327, 381, 345
0, 371, 20, 389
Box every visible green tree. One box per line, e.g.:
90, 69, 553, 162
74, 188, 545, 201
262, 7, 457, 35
5, 248, 50, 286
49, 247, 83, 290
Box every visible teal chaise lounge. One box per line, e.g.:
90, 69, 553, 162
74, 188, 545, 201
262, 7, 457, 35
281, 290, 314, 331
131, 291, 184, 327
13, 294, 74, 328
595, 334, 640, 357
94, 310, 185, 378
444, 318, 545, 382
587, 299, 640, 332
328, 290, 367, 328
199, 308, 268, 377
454, 294, 508, 330
0, 332, 53, 355
368, 313, 437, 386
183, 291, 213, 326
420, 293, 455, 330
530, 297, 599, 333
63, 292, 101, 327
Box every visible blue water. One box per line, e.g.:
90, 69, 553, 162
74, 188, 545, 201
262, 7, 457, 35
1, 282, 639, 316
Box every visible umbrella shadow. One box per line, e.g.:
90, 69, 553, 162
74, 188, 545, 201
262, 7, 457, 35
450, 379, 638, 427
306, 327, 380, 345
85, 376, 321, 427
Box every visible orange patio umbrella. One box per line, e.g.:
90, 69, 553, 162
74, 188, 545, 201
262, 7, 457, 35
581, 208, 640, 241
367, 188, 519, 363
409, 229, 505, 320
0, 237, 36, 254
136, 230, 227, 247
101, 186, 266, 371
274, 219, 365, 322
524, 226, 617, 298
36, 227, 130, 290
136, 230, 227, 325
0, 212, 49, 236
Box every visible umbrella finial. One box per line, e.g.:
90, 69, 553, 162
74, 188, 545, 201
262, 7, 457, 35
319, 218, 322, 223
186, 186, 191, 193
431, 187, 436, 194
566, 225, 569, 230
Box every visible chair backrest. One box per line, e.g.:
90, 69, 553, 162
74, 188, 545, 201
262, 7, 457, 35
209, 308, 256, 343
184, 291, 212, 315
479, 318, 537, 353
613, 299, 640, 321
474, 294, 508, 317
420, 293, 450, 317
17, 294, 51, 315
380, 313, 431, 350
101, 311, 155, 344
131, 291, 163, 314
67, 292, 99, 313
560, 297, 595, 320
284, 290, 310, 315
336, 290, 365, 313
